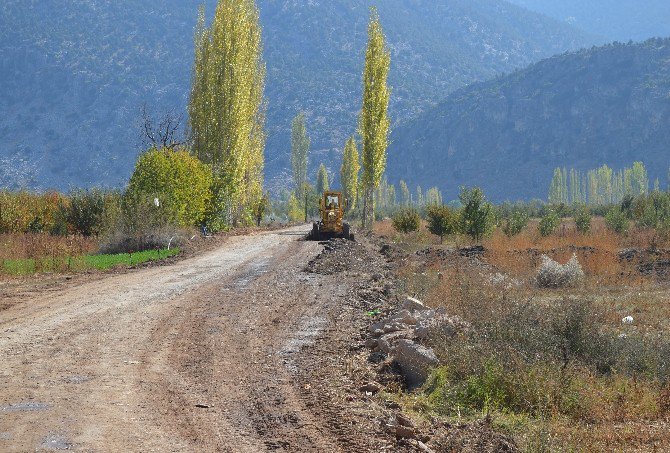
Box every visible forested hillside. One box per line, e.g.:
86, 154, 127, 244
0, 0, 596, 190
387, 38, 670, 202
508, 0, 670, 42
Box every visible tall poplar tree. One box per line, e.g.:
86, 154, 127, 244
188, 0, 266, 226
316, 164, 330, 194
359, 8, 391, 228
340, 136, 360, 213
399, 180, 410, 206
291, 112, 310, 199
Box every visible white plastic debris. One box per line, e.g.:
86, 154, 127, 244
622, 316, 634, 325
154, 198, 160, 207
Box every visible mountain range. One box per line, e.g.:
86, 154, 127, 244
387, 38, 670, 202
507, 0, 670, 42
0, 0, 597, 191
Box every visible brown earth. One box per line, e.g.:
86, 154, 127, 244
0, 225, 418, 452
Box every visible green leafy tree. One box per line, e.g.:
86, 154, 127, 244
605, 206, 629, 234
286, 193, 303, 222
62, 189, 106, 237
538, 209, 560, 237
416, 186, 424, 207
399, 180, 410, 206
188, 0, 265, 226
458, 187, 495, 242
340, 136, 360, 213
392, 207, 421, 234
125, 148, 213, 228
574, 204, 592, 234
548, 168, 568, 204
252, 192, 269, 227
359, 8, 391, 229
425, 187, 442, 206
291, 112, 310, 199
426, 204, 456, 243
501, 211, 529, 237
316, 164, 330, 195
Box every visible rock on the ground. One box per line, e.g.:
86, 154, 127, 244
378, 330, 413, 354
402, 296, 426, 312
359, 382, 382, 394
393, 339, 439, 388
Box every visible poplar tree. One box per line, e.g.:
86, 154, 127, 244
188, 0, 266, 226
291, 112, 310, 199
548, 168, 566, 204
359, 8, 391, 228
316, 164, 330, 195
399, 180, 410, 206
416, 186, 424, 207
340, 136, 360, 213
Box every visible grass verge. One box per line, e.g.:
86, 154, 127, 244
1, 248, 180, 276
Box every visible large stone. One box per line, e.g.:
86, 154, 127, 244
401, 297, 426, 313
393, 309, 418, 326
383, 321, 409, 334
378, 330, 413, 354
393, 339, 439, 388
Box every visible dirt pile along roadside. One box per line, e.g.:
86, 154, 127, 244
305, 234, 518, 452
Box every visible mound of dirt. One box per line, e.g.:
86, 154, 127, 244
306, 238, 387, 275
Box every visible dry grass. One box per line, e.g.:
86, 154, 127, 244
374, 218, 442, 250
484, 218, 654, 286
383, 218, 670, 451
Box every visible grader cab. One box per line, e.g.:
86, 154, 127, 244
308, 191, 354, 241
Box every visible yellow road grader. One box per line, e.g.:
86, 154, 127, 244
308, 191, 354, 241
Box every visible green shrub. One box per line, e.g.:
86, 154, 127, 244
501, 211, 529, 237
425, 204, 456, 243
574, 204, 592, 234
538, 209, 560, 237
392, 207, 421, 234
458, 186, 495, 242
125, 148, 213, 228
62, 189, 106, 237
605, 207, 629, 234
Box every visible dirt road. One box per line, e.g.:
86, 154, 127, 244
0, 226, 388, 452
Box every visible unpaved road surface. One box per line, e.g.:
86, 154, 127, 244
0, 226, 392, 452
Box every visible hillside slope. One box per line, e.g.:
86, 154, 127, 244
387, 38, 670, 202
0, 0, 596, 190
508, 0, 670, 42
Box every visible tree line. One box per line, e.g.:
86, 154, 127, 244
287, 9, 390, 229
134, 1, 391, 232
548, 162, 654, 205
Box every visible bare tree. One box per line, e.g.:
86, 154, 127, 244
140, 103, 186, 150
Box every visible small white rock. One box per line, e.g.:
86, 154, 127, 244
402, 297, 426, 313
622, 316, 634, 325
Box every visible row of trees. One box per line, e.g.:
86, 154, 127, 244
548, 162, 652, 205
0, 190, 115, 237
374, 177, 443, 219
391, 185, 670, 243
286, 9, 390, 229
392, 187, 494, 243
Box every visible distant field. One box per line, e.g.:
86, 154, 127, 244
1, 248, 180, 276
